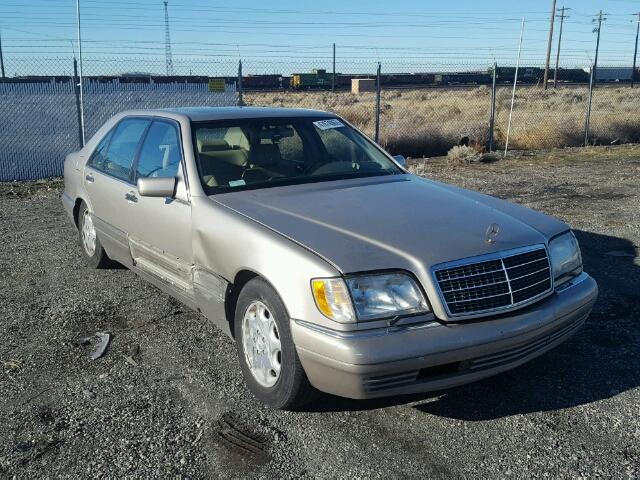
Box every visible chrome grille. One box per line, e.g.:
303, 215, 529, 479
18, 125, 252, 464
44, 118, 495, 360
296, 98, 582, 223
434, 245, 552, 317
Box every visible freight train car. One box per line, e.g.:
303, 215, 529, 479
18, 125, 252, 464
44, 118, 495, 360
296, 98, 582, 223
242, 74, 285, 89
291, 69, 336, 89
589, 67, 640, 82
490, 66, 545, 84
380, 73, 436, 86
434, 72, 492, 85
550, 68, 590, 83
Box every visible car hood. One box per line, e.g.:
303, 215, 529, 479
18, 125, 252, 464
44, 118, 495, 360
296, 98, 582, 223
212, 174, 568, 274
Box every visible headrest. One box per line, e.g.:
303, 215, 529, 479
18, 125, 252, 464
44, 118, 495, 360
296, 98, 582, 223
197, 139, 230, 152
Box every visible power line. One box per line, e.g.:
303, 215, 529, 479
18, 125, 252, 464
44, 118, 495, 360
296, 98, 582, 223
0, 1, 551, 19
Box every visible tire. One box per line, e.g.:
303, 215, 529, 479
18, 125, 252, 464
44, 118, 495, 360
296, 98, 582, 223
77, 201, 112, 269
234, 277, 317, 409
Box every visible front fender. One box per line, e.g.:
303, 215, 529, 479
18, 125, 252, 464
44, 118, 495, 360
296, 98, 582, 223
191, 196, 341, 331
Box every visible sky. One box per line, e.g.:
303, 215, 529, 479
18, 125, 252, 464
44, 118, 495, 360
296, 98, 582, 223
1, 0, 640, 75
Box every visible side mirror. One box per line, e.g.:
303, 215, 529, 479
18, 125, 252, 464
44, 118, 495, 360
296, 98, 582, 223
137, 177, 177, 198
393, 154, 406, 167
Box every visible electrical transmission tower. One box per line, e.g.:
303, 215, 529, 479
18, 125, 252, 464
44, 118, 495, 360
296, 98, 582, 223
163, 1, 174, 76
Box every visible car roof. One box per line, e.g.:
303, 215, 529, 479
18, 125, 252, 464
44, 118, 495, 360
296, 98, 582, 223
120, 106, 338, 122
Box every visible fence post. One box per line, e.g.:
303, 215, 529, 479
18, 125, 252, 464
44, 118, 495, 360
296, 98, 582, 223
332, 43, 336, 93
73, 58, 84, 148
375, 62, 381, 143
488, 62, 497, 152
237, 59, 244, 106
584, 65, 594, 146
0, 29, 5, 79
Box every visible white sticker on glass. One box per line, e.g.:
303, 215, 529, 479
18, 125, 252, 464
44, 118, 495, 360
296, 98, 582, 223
313, 119, 345, 130
228, 179, 246, 187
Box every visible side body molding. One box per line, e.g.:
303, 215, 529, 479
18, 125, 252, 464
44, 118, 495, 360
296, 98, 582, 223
129, 236, 194, 295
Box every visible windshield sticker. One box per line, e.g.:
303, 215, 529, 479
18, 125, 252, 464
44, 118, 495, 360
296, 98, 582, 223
313, 119, 345, 130
228, 179, 246, 187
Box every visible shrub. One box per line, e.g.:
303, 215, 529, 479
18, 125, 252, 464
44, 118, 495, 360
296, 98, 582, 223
447, 145, 482, 165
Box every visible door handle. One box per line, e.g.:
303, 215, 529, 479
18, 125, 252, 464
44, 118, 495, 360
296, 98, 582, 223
85, 174, 94, 183
125, 192, 138, 203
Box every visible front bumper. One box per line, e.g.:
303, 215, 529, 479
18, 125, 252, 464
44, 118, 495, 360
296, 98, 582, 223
291, 272, 598, 399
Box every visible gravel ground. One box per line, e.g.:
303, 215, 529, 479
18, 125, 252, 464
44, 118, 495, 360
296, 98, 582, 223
1, 145, 639, 479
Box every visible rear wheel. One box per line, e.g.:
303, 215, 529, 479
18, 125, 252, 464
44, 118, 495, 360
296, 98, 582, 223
234, 277, 317, 409
77, 201, 112, 269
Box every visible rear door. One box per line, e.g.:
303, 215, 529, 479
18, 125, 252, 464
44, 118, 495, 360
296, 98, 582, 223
83, 118, 150, 264
126, 119, 194, 297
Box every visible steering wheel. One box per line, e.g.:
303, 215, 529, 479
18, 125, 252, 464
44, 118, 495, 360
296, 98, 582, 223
303, 155, 341, 175
143, 162, 179, 178
241, 167, 274, 183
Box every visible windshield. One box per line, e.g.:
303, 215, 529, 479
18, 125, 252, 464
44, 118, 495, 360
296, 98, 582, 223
191, 116, 402, 193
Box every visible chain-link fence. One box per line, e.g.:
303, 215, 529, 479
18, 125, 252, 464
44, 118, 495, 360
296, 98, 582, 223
0, 58, 238, 181
2, 56, 640, 180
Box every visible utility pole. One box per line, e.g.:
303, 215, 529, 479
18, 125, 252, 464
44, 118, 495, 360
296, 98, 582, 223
0, 28, 5, 79
632, 13, 640, 88
543, 0, 557, 89
163, 1, 174, 76
553, 6, 570, 88
592, 10, 607, 86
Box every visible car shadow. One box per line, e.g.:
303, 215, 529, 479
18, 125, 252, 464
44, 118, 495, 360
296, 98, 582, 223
300, 229, 639, 418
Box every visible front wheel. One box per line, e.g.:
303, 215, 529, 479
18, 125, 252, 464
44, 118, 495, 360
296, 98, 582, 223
234, 277, 317, 409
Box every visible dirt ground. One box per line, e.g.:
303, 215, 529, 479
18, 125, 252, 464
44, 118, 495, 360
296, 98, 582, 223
0, 145, 639, 478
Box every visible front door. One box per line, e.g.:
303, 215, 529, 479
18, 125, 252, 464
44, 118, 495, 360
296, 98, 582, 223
125, 119, 194, 298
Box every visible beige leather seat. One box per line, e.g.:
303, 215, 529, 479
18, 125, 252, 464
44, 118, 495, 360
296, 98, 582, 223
199, 149, 248, 187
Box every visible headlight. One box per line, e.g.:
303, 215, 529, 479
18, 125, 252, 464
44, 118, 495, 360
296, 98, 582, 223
345, 273, 429, 321
312, 273, 429, 322
549, 231, 582, 284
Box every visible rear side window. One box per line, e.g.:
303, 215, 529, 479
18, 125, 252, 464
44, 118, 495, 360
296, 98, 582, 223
100, 119, 150, 181
135, 121, 181, 179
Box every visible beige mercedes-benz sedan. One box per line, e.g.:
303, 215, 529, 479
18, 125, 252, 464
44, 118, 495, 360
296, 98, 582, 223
62, 107, 598, 409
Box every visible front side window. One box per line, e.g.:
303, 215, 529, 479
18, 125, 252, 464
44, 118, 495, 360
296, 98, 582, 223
101, 119, 150, 181
192, 117, 401, 193
135, 121, 181, 179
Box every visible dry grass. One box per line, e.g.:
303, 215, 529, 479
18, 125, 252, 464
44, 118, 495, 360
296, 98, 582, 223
245, 86, 640, 157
